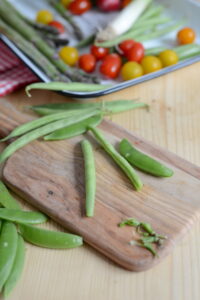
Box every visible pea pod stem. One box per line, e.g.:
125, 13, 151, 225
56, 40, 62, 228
81, 140, 96, 217
0, 108, 100, 164
19, 224, 83, 249
0, 208, 47, 225
0, 222, 18, 291
119, 139, 173, 177
3, 235, 25, 298
88, 127, 143, 191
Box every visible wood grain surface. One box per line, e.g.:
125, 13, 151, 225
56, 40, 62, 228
0, 61, 200, 299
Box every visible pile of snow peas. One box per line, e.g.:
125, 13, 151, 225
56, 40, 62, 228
0, 181, 82, 298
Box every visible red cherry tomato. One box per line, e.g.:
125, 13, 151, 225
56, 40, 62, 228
69, 0, 91, 15
126, 42, 145, 63
100, 53, 122, 79
119, 39, 136, 56
48, 21, 65, 34
97, 0, 120, 12
78, 54, 96, 73
90, 45, 109, 60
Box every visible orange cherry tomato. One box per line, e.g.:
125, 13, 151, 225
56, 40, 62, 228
100, 53, 122, 79
48, 21, 65, 34
68, 0, 91, 15
119, 39, 136, 56
177, 27, 196, 45
121, 0, 132, 8
126, 42, 145, 63
90, 45, 109, 60
79, 54, 96, 73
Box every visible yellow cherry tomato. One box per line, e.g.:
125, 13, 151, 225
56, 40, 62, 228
121, 61, 143, 81
59, 46, 79, 66
36, 10, 53, 25
61, 0, 72, 7
159, 50, 179, 67
141, 56, 162, 74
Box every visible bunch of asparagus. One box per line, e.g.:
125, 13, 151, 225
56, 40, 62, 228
0, 0, 99, 83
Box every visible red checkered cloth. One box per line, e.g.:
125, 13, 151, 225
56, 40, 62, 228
0, 41, 39, 97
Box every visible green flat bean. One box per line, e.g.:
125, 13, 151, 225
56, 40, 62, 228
81, 140, 96, 217
0, 222, 18, 291
0, 108, 100, 164
19, 224, 83, 249
119, 139, 174, 177
0, 208, 47, 224
30, 100, 148, 116
3, 235, 25, 298
26, 82, 113, 97
0, 181, 20, 210
44, 114, 102, 141
0, 109, 93, 142
88, 127, 143, 191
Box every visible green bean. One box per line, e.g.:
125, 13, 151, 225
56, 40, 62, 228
3, 235, 25, 298
26, 82, 113, 97
75, 34, 95, 48
30, 100, 148, 116
118, 218, 140, 228
145, 46, 166, 56
0, 108, 100, 164
0, 181, 20, 210
0, 222, 18, 291
119, 139, 173, 177
44, 114, 102, 141
0, 208, 47, 225
88, 127, 143, 191
81, 140, 96, 217
0, 109, 90, 142
19, 224, 83, 249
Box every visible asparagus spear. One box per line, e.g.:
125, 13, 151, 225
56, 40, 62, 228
49, 0, 84, 40
0, 0, 99, 83
0, 19, 63, 81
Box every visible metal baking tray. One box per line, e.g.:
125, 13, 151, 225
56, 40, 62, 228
1, 0, 200, 99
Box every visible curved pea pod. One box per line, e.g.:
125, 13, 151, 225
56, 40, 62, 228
0, 181, 20, 209
119, 139, 174, 177
0, 222, 18, 291
0, 208, 48, 225
19, 224, 83, 249
3, 235, 25, 298
44, 114, 102, 141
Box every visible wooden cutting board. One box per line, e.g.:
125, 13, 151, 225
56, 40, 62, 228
0, 99, 200, 272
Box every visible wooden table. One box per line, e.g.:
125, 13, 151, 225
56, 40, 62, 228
1, 62, 200, 300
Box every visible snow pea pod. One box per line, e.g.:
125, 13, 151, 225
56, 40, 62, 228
0, 181, 20, 210
44, 114, 102, 141
30, 100, 148, 116
81, 140, 96, 217
119, 139, 174, 177
0, 222, 18, 291
19, 224, 83, 249
88, 127, 143, 191
0, 208, 47, 224
0, 108, 100, 164
3, 235, 25, 298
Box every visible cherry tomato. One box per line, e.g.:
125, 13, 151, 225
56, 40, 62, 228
68, 0, 91, 15
90, 45, 109, 60
121, 61, 143, 81
159, 50, 179, 67
126, 42, 145, 63
61, 0, 72, 7
79, 54, 96, 73
177, 27, 196, 45
141, 56, 162, 74
121, 0, 132, 8
59, 46, 79, 66
97, 0, 120, 12
48, 21, 65, 34
36, 10, 53, 25
100, 54, 122, 79
119, 40, 136, 56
